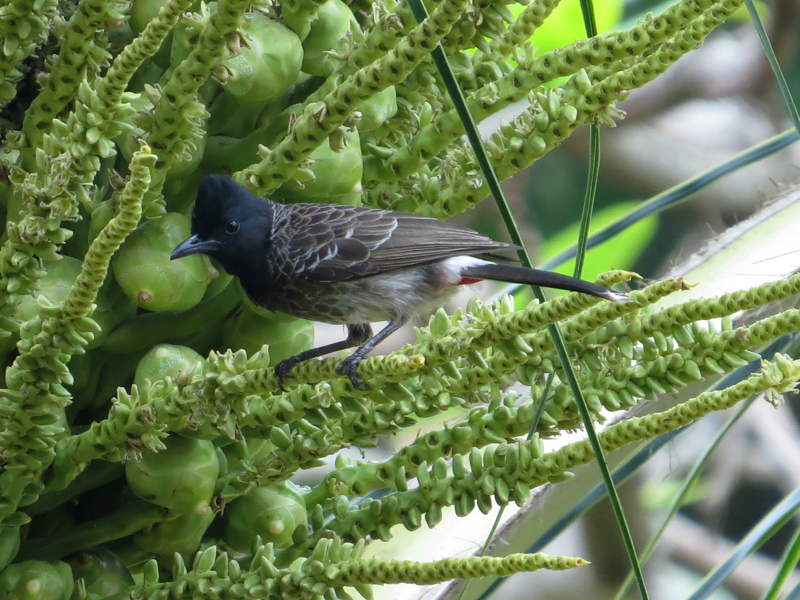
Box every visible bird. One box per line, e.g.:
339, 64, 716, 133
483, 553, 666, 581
171, 175, 631, 390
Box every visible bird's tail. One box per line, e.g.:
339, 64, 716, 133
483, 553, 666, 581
461, 262, 632, 304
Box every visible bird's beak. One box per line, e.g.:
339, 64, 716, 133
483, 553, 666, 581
170, 235, 219, 260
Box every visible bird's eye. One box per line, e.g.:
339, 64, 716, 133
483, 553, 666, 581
225, 219, 240, 234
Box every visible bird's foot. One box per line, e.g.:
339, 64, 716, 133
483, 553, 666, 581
274, 358, 299, 392
336, 355, 370, 391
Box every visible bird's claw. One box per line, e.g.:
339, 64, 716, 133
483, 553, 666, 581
274, 360, 295, 392
337, 356, 370, 391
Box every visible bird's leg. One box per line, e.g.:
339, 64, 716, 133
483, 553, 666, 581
337, 317, 408, 391
274, 323, 373, 391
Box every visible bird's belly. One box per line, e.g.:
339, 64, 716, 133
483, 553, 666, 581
244, 266, 459, 325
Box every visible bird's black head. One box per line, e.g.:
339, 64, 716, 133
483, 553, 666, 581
170, 175, 274, 278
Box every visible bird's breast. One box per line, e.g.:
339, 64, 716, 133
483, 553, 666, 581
236, 263, 464, 325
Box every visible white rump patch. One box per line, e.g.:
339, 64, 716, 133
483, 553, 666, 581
439, 256, 491, 284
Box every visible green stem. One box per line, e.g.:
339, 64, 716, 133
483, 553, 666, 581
745, 0, 800, 134
28, 460, 124, 516
17, 498, 164, 561
402, 3, 645, 597
100, 279, 239, 354
573, 123, 600, 279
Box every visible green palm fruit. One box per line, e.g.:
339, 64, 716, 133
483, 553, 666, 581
206, 92, 264, 139
222, 13, 303, 104
203, 103, 299, 172
0, 527, 20, 571
132, 505, 215, 556
129, 0, 166, 34
128, 0, 173, 67
222, 308, 314, 365
112, 213, 216, 312
207, 86, 293, 139
0, 560, 73, 600
221, 481, 307, 551
64, 547, 134, 598
0, 257, 83, 357
357, 86, 397, 132
17, 257, 82, 324
298, 0, 358, 77
134, 344, 203, 387
133, 344, 220, 440
276, 127, 362, 205
125, 434, 219, 514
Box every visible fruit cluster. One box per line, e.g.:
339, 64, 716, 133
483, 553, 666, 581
0, 0, 763, 596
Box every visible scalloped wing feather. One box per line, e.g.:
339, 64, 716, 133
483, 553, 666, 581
273, 203, 519, 281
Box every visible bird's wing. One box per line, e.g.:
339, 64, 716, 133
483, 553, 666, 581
274, 204, 518, 281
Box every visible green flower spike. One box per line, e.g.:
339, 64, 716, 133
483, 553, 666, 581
331, 552, 587, 585
140, 0, 251, 216
488, 0, 561, 58
21, 0, 125, 148
111, 540, 586, 599
0, 0, 58, 108
222, 480, 307, 551
240, 0, 472, 194
364, 0, 746, 216
364, 0, 712, 187
134, 507, 216, 557
0, 145, 155, 525
298, 355, 800, 553
0, 0, 191, 354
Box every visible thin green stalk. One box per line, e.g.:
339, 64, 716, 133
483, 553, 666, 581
405, 2, 648, 598
746, 0, 800, 134
549, 323, 649, 600
573, 0, 599, 280
761, 521, 800, 600
18, 498, 164, 561
578, 0, 598, 37
455, 373, 554, 600
574, 123, 600, 279
687, 486, 800, 599
612, 394, 757, 600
